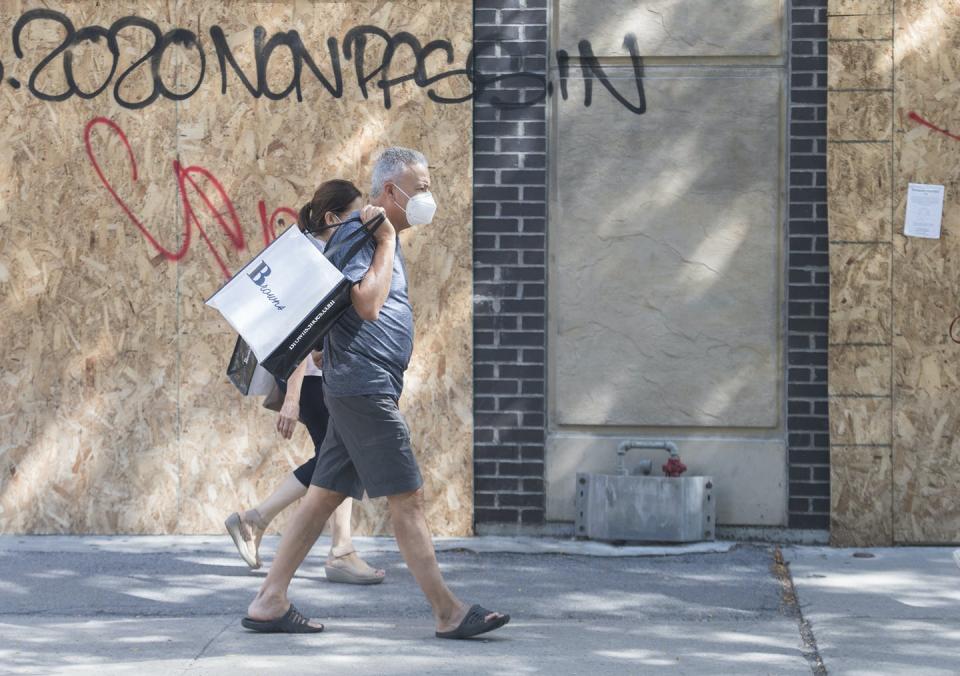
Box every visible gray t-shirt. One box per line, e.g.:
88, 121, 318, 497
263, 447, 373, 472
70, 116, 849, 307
322, 215, 414, 400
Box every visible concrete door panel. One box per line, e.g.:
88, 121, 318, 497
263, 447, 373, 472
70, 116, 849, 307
552, 68, 783, 428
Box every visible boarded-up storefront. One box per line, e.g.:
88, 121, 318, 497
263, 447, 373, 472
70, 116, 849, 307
828, 0, 960, 545
0, 1, 473, 536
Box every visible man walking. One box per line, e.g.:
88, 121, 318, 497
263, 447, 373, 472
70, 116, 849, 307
242, 148, 509, 639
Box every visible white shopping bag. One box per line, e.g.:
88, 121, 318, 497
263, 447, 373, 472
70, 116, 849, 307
206, 215, 384, 381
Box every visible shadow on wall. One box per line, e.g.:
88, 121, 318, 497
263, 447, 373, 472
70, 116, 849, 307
547, 6, 786, 430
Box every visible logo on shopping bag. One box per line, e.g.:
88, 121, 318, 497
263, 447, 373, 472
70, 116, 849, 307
248, 261, 272, 286
247, 260, 286, 312
287, 297, 339, 351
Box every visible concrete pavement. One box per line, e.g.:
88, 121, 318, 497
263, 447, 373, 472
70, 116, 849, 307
783, 546, 960, 676
0, 535, 956, 674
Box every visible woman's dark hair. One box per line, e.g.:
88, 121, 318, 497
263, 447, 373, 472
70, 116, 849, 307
298, 179, 362, 234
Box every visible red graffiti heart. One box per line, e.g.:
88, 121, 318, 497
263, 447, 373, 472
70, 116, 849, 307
84, 116, 191, 261
85, 117, 301, 279
84, 116, 274, 278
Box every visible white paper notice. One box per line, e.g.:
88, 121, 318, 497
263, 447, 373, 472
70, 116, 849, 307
904, 183, 945, 239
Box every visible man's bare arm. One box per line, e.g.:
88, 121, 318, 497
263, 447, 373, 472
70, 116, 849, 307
351, 206, 396, 321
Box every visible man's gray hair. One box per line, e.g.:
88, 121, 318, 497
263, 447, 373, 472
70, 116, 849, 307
370, 147, 428, 197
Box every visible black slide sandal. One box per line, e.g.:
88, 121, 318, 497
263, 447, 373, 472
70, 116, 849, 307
241, 604, 324, 633
435, 604, 510, 640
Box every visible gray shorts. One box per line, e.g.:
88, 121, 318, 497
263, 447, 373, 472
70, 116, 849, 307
310, 392, 423, 499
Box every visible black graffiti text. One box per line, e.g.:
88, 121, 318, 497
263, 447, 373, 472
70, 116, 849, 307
8, 9, 646, 114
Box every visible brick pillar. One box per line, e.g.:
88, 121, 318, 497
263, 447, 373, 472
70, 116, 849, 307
473, 0, 548, 530
788, 0, 831, 530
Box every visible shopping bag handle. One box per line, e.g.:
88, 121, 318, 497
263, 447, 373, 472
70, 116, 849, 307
322, 212, 387, 264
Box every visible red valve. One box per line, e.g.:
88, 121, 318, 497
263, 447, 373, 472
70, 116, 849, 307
662, 457, 687, 477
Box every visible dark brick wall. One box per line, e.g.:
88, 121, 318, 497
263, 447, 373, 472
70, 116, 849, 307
472, 0, 548, 529
787, 0, 830, 529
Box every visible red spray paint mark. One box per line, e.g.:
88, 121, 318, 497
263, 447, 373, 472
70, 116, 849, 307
908, 111, 960, 143
258, 201, 299, 246
84, 117, 296, 278
177, 163, 244, 277
84, 117, 190, 261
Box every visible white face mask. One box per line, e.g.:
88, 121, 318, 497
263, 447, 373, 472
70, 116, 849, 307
393, 185, 437, 226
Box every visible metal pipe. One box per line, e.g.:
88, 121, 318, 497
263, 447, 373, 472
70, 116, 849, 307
616, 440, 680, 476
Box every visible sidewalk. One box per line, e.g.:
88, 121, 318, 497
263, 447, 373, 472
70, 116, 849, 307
0, 536, 956, 675
784, 546, 960, 675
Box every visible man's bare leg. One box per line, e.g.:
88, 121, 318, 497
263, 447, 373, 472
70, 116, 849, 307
247, 485, 347, 625
387, 488, 504, 632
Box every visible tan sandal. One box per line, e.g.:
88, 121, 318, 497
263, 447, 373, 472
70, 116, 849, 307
324, 548, 385, 585
224, 509, 266, 569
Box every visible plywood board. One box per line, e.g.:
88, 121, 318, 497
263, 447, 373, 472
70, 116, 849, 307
0, 0, 473, 536
827, 41, 893, 90
827, 91, 892, 142
831, 445, 892, 546
829, 242, 891, 344
827, 142, 892, 241
825, 2, 897, 546
891, 0, 960, 544
828, 0, 893, 16
829, 396, 892, 445
0, 0, 181, 534
829, 345, 891, 396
